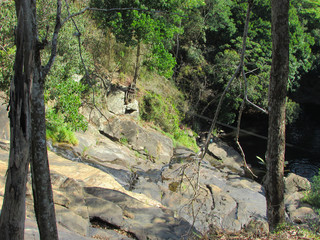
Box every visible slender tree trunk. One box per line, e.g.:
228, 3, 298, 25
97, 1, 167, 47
133, 39, 141, 86
30, 60, 58, 239
265, 0, 289, 231
30, 1, 59, 239
0, 0, 33, 238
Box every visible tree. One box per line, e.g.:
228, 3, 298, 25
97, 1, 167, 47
0, 0, 59, 239
264, 0, 289, 231
90, 0, 183, 83
0, 0, 33, 238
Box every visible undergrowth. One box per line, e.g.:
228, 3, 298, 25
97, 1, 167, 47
200, 223, 320, 240
303, 170, 320, 215
139, 90, 198, 151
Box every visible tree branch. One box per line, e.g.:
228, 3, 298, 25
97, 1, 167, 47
42, 0, 62, 80
200, 0, 253, 161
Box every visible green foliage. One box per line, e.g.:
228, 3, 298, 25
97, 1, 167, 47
90, 0, 184, 78
46, 113, 79, 145
37, 0, 93, 143
140, 91, 198, 151
176, 0, 316, 125
304, 170, 320, 214
45, 77, 88, 132
120, 136, 129, 145
140, 91, 181, 133
286, 98, 301, 124
0, 0, 16, 93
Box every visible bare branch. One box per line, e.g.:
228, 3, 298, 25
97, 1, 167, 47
42, 0, 62, 80
200, 0, 253, 161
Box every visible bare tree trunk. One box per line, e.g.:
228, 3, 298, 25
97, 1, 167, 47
29, 1, 59, 238
0, 0, 33, 238
133, 39, 141, 86
30, 65, 58, 239
0, 1, 59, 239
265, 0, 289, 231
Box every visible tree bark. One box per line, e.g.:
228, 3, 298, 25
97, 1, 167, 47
30, 52, 58, 239
0, 1, 59, 239
0, 0, 33, 238
30, 1, 59, 239
133, 39, 141, 86
265, 0, 289, 231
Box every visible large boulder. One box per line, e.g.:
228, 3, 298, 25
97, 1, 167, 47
100, 117, 173, 164
207, 138, 245, 175
106, 89, 126, 115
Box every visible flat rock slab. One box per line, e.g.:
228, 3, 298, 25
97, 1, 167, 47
85, 187, 199, 240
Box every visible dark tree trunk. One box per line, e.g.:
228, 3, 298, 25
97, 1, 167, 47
0, 1, 58, 239
265, 0, 289, 231
30, 1, 58, 239
0, 0, 33, 238
30, 57, 58, 239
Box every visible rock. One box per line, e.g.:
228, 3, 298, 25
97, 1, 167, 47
207, 138, 245, 175
55, 204, 90, 236
85, 196, 124, 227
132, 177, 163, 202
0, 93, 275, 236
245, 219, 269, 236
290, 207, 318, 224
25, 217, 93, 240
285, 192, 305, 213
84, 187, 199, 240
285, 173, 311, 194
161, 161, 267, 232
125, 99, 139, 119
170, 147, 197, 164
51, 174, 89, 220
100, 117, 173, 164
89, 227, 132, 240
283, 173, 320, 225
103, 89, 139, 119
106, 90, 126, 115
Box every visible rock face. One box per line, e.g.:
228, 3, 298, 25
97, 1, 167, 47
100, 117, 173, 164
1, 93, 318, 239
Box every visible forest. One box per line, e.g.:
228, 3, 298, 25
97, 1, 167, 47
1, 0, 319, 138
0, 0, 320, 239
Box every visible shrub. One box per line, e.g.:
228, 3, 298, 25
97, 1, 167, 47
304, 170, 320, 214
140, 91, 198, 151
45, 78, 88, 145
140, 91, 181, 133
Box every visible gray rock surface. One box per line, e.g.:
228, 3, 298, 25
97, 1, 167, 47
100, 117, 173, 164
1, 94, 318, 239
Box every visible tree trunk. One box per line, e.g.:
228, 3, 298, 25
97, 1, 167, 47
30, 1, 59, 239
133, 39, 141, 86
0, 1, 58, 239
30, 61, 58, 239
265, 0, 289, 231
0, 0, 33, 238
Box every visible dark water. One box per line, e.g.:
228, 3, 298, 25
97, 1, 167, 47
286, 103, 320, 180
220, 105, 320, 181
